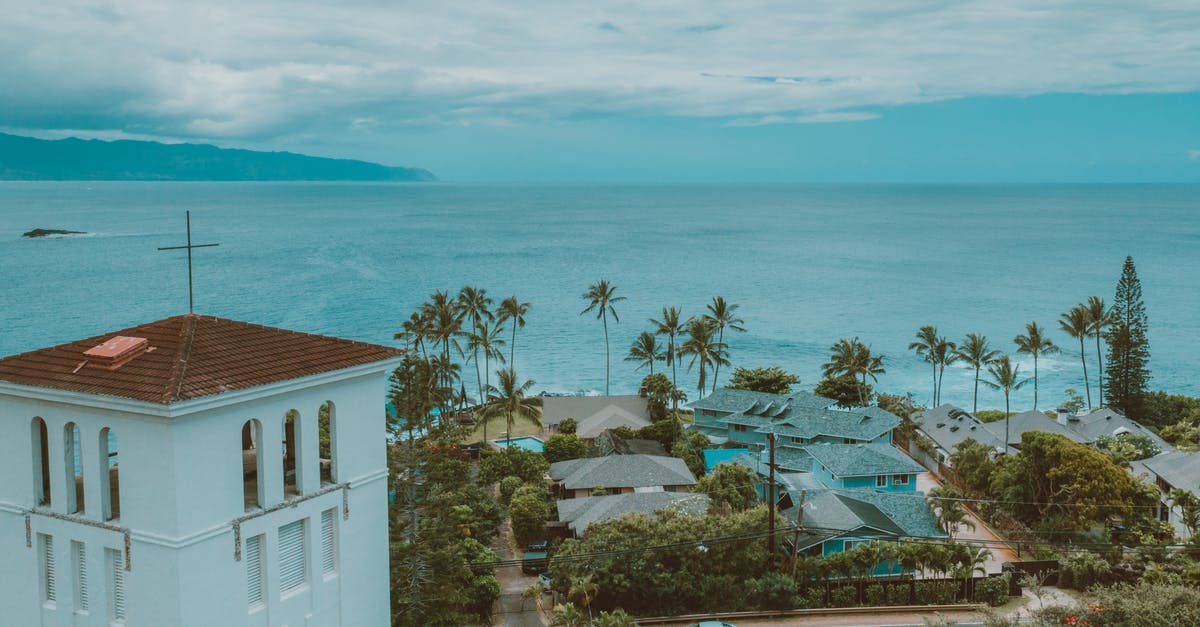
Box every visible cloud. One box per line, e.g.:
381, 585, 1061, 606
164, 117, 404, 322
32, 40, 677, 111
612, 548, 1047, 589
726, 111, 881, 126
0, 0, 1197, 144
1190, 149, 1200, 160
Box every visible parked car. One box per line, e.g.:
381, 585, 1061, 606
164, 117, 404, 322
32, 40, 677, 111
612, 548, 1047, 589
526, 539, 549, 552
537, 572, 552, 592
521, 550, 548, 574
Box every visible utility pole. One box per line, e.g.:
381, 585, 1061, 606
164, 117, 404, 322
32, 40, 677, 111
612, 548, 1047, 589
767, 432, 776, 571
791, 490, 807, 579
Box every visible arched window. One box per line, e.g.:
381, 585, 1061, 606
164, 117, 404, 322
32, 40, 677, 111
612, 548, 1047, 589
99, 428, 120, 520
64, 422, 84, 514
283, 410, 300, 498
32, 417, 51, 506
319, 401, 336, 484
242, 419, 264, 510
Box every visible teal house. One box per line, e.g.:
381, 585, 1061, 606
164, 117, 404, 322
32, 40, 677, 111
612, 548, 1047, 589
789, 489, 948, 565
804, 443, 924, 493
688, 389, 900, 450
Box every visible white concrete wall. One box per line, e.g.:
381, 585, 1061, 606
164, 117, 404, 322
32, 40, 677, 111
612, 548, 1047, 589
1, 361, 394, 627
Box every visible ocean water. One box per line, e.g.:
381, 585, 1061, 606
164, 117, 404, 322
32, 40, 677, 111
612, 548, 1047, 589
1, 182, 1197, 411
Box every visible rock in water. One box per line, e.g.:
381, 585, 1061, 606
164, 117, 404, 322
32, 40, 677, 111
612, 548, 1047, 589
22, 228, 87, 238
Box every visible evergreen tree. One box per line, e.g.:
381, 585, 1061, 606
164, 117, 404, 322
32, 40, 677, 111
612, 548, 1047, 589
1105, 256, 1151, 416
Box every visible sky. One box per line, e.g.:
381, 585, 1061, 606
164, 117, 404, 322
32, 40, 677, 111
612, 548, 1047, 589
1, 0, 1199, 182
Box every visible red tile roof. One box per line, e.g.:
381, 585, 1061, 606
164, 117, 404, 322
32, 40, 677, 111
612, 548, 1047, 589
0, 315, 403, 404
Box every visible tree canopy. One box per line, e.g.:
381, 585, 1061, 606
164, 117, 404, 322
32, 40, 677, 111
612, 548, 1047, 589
727, 365, 800, 394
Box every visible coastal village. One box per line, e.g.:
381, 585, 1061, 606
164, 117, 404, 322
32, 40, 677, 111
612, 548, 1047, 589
3, 256, 1199, 627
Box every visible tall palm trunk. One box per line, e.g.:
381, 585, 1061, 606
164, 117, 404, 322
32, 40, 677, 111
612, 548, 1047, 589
1094, 334, 1104, 408
670, 338, 678, 411
482, 353, 490, 443
1003, 390, 1011, 455
937, 364, 946, 406
712, 327, 725, 394
972, 367, 980, 414
932, 361, 938, 406
1033, 353, 1039, 410
1078, 337, 1092, 410
602, 313, 610, 395
510, 325, 517, 372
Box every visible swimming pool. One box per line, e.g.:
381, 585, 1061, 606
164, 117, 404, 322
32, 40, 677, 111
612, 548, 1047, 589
494, 436, 545, 453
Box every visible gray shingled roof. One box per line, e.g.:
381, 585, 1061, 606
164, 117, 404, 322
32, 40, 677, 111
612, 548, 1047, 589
791, 489, 946, 543
1062, 408, 1171, 451
1143, 450, 1200, 493
986, 410, 1088, 446
688, 388, 833, 414
549, 454, 697, 490
804, 443, 926, 477
915, 404, 1007, 454
555, 492, 709, 534
542, 395, 649, 426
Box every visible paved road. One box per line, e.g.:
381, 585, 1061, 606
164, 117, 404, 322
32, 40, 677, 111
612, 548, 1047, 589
490, 520, 547, 627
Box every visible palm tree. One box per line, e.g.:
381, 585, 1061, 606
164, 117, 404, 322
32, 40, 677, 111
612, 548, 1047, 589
651, 306, 686, 411
479, 367, 542, 446
497, 295, 530, 370
1059, 304, 1093, 411
1085, 295, 1113, 408
822, 337, 884, 407
955, 333, 1000, 414
550, 602, 590, 627
703, 296, 745, 393
395, 310, 431, 359
1170, 488, 1200, 535
932, 335, 957, 406
580, 279, 626, 395
927, 486, 976, 540
1014, 321, 1058, 410
430, 353, 461, 417
909, 326, 942, 406
982, 354, 1031, 455
457, 286, 494, 410
678, 317, 729, 399
467, 321, 506, 442
625, 331, 664, 374
422, 291, 464, 390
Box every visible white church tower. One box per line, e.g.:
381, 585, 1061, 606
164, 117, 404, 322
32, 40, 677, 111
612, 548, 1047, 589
0, 314, 401, 627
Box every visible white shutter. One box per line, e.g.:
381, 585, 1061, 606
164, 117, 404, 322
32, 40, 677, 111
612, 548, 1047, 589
321, 509, 336, 575
41, 534, 56, 604
278, 519, 307, 594
108, 548, 126, 622
246, 535, 264, 607
73, 540, 88, 610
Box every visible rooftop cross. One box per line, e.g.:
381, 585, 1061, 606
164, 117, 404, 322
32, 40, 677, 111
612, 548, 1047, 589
158, 211, 219, 313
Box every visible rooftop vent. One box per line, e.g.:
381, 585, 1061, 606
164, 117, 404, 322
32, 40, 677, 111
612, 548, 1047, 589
83, 336, 151, 371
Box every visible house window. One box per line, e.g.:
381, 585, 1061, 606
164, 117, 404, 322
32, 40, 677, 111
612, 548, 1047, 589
321, 508, 338, 577
242, 420, 264, 510
72, 540, 88, 612
106, 548, 126, 623
283, 411, 302, 498
246, 534, 264, 609
39, 533, 56, 606
64, 423, 84, 514
876, 475, 888, 488
893, 474, 910, 486
843, 438, 858, 444
319, 401, 337, 484
99, 428, 120, 521
789, 436, 805, 444
732, 424, 749, 433
32, 417, 51, 506
279, 519, 308, 596
843, 539, 857, 552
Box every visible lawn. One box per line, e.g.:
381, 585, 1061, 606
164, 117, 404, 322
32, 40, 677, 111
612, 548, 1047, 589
461, 411, 545, 444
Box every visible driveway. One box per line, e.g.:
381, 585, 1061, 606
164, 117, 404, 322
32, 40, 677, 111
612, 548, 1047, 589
916, 471, 1019, 575
490, 520, 547, 627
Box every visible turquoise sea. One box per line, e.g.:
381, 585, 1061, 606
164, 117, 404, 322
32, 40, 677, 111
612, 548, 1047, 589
1, 182, 1197, 410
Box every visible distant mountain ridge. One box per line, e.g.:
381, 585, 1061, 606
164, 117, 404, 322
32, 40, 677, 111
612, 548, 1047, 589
0, 133, 435, 181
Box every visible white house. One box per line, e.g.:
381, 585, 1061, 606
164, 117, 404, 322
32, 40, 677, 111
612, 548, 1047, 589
0, 314, 401, 627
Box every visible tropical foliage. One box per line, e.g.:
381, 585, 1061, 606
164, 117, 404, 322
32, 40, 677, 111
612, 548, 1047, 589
1013, 321, 1058, 410
695, 462, 759, 512
1105, 256, 1151, 418
581, 279, 626, 395
728, 365, 800, 394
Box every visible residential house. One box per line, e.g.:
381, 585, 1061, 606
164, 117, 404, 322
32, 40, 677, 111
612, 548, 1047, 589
913, 404, 1007, 465
542, 395, 651, 440
688, 388, 900, 450
804, 443, 925, 493
549, 454, 696, 499
1058, 407, 1171, 452
1138, 450, 1200, 536
591, 429, 667, 457
788, 489, 947, 563
556, 492, 709, 535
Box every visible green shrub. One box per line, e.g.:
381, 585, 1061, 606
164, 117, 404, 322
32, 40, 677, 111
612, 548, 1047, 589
915, 581, 955, 605
829, 585, 857, 607
865, 583, 888, 606
749, 573, 796, 610
803, 586, 825, 607
498, 475, 522, 504
973, 573, 1011, 607
557, 418, 577, 434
